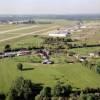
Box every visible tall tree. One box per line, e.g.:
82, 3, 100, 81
7, 77, 33, 100
4, 44, 11, 52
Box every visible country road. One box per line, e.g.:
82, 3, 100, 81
0, 26, 58, 43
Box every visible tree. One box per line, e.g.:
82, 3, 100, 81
52, 82, 62, 97
96, 62, 100, 74
17, 63, 23, 71
66, 38, 73, 42
0, 92, 5, 100
83, 43, 87, 47
7, 77, 33, 100
79, 92, 87, 100
52, 82, 72, 97
87, 94, 95, 100
35, 87, 51, 100
4, 44, 11, 52
40, 87, 51, 97
79, 92, 95, 100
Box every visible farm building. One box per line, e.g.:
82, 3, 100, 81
49, 30, 71, 37
89, 52, 100, 58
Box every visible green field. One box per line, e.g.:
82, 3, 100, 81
0, 58, 100, 93
69, 47, 100, 55
0, 24, 31, 31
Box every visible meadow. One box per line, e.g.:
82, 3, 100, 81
0, 58, 100, 93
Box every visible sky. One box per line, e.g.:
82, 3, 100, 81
0, 0, 100, 14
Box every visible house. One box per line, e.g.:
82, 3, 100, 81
89, 53, 95, 57
89, 52, 100, 58
4, 52, 17, 57
17, 50, 31, 56
49, 30, 70, 37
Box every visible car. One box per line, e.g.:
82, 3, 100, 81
42, 59, 54, 64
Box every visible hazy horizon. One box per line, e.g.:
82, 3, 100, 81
0, 0, 100, 15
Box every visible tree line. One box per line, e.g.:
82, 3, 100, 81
0, 77, 100, 100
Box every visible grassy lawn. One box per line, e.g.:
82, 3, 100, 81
0, 58, 100, 93
69, 47, 100, 55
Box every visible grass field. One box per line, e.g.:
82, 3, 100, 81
69, 47, 100, 55
0, 58, 100, 93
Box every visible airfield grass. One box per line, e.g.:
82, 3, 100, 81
0, 25, 48, 40
0, 24, 56, 40
0, 36, 43, 51
0, 58, 100, 93
0, 24, 33, 31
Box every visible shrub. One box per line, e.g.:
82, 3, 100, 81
66, 38, 73, 42
17, 63, 23, 71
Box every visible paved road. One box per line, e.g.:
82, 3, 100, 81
0, 26, 58, 43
